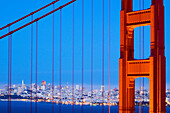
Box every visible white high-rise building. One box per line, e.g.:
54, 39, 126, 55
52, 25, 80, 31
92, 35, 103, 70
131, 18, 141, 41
100, 85, 104, 92
76, 85, 80, 90
22, 80, 24, 88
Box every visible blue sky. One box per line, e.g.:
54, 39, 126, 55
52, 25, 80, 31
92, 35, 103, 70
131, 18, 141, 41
0, 0, 169, 89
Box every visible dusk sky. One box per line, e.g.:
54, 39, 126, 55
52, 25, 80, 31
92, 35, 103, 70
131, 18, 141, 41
0, 0, 169, 89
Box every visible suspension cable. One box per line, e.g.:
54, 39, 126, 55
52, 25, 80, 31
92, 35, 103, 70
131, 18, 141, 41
109, 0, 111, 112
72, 2, 75, 113
10, 28, 12, 113
35, 21, 38, 113
91, 0, 93, 113
139, 0, 142, 113
59, 9, 62, 113
8, 26, 10, 113
0, 0, 60, 30
52, 4, 55, 113
82, 0, 84, 112
142, 0, 145, 112
31, 14, 33, 113
0, 0, 76, 39
7, 26, 12, 113
102, 0, 105, 112
10, 29, 12, 113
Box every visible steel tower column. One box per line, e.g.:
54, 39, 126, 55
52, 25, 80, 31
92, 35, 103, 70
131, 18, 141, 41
119, 0, 166, 113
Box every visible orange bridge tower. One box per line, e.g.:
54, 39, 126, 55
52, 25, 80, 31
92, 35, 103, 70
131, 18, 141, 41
119, 0, 166, 113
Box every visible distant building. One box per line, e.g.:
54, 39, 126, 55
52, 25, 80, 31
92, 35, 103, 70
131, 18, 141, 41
114, 88, 118, 91
41, 80, 46, 90
22, 80, 25, 88
41, 86, 45, 90
41, 80, 46, 86
100, 85, 104, 92
76, 85, 80, 90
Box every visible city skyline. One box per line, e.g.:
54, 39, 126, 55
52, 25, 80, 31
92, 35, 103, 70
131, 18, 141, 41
0, 79, 161, 106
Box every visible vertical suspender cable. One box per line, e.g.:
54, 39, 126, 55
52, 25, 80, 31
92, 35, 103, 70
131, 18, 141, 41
139, 0, 141, 113
142, 0, 145, 112
59, 9, 62, 113
109, 0, 111, 112
31, 15, 33, 113
9, 28, 11, 113
9, 35, 10, 113
52, 4, 55, 113
7, 26, 12, 113
82, 0, 84, 113
10, 29, 12, 113
102, 0, 104, 112
91, 0, 93, 113
72, 3, 75, 113
35, 21, 38, 113
8, 27, 10, 113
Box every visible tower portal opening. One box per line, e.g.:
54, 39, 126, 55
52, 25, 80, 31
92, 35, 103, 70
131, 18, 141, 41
135, 77, 149, 112
134, 26, 151, 60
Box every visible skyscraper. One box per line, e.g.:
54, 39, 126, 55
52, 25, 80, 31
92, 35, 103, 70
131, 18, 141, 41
22, 80, 24, 88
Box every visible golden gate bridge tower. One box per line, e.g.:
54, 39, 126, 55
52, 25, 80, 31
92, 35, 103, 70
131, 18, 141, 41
119, 0, 166, 113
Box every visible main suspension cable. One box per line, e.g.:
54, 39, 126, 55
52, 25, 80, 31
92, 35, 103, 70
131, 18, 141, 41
0, 0, 76, 39
0, 0, 60, 30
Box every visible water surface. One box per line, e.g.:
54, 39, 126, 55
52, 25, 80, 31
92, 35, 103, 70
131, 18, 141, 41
0, 101, 169, 113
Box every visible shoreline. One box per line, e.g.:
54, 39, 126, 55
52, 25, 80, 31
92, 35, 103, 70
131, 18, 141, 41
0, 99, 118, 106
0, 99, 151, 107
